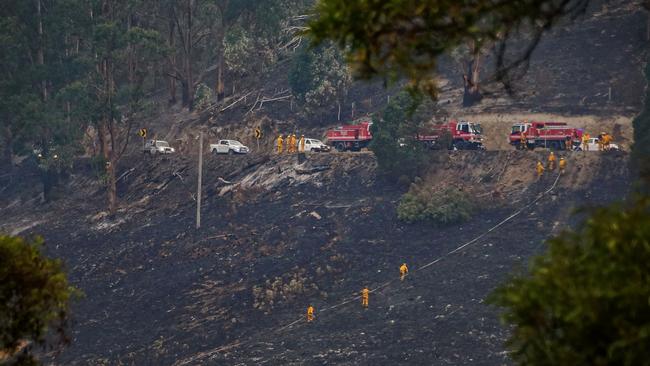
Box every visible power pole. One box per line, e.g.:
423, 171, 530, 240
196, 131, 203, 229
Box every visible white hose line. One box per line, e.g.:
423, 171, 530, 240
175, 170, 562, 365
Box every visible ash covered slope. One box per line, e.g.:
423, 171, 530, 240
0, 150, 630, 365
436, 0, 646, 115
0, 1, 643, 364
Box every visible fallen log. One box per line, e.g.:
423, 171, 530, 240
294, 164, 330, 174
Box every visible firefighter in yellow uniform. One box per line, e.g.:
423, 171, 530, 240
293, 134, 298, 152
307, 305, 314, 322
548, 151, 556, 170
559, 157, 567, 174
289, 134, 296, 153
519, 132, 527, 150
361, 287, 369, 308
603, 133, 612, 151
536, 161, 545, 178
400, 263, 408, 281
277, 135, 284, 154
582, 133, 590, 151
299, 135, 305, 152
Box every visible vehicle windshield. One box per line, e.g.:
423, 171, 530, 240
471, 123, 483, 134
511, 125, 524, 134
157, 141, 169, 147
230, 141, 242, 146
312, 139, 323, 144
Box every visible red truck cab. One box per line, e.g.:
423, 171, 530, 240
417, 120, 485, 150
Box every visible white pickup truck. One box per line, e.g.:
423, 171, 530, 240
304, 138, 330, 152
576, 138, 620, 151
143, 140, 175, 154
210, 140, 250, 155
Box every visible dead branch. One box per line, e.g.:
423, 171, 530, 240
294, 165, 330, 175
258, 94, 291, 109
246, 92, 261, 114
220, 91, 254, 112
116, 168, 135, 183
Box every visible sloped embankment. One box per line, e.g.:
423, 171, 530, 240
0, 149, 631, 365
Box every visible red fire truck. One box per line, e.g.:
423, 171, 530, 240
509, 121, 583, 150
325, 117, 373, 151
416, 120, 485, 150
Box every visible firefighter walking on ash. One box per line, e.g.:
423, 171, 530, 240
361, 287, 369, 308
559, 157, 567, 174
277, 135, 284, 154
307, 305, 314, 322
400, 263, 409, 281
548, 151, 556, 170
536, 161, 545, 178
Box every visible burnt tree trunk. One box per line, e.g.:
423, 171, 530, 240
184, 0, 195, 110
167, 6, 177, 105
462, 45, 482, 107
216, 54, 225, 101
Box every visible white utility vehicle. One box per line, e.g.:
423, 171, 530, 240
210, 140, 250, 155
304, 138, 330, 152
576, 137, 620, 151
143, 140, 175, 154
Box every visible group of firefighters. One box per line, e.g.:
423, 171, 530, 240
277, 134, 305, 154
306, 263, 409, 322
518, 130, 614, 151
583, 131, 614, 151
536, 151, 567, 177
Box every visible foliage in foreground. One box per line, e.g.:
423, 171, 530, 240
0, 235, 79, 365
288, 43, 351, 117
308, 0, 589, 96
397, 185, 474, 225
370, 91, 439, 179
490, 198, 650, 365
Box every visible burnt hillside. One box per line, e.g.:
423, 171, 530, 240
0, 1, 646, 365
0, 149, 631, 365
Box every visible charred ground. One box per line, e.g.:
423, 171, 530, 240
0, 149, 631, 365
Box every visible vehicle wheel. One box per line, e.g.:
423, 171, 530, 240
150, 149, 156, 155
335, 142, 346, 152
311, 148, 317, 152
452, 140, 465, 150
212, 149, 218, 155
228, 149, 234, 155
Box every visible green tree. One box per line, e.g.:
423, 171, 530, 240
490, 198, 650, 365
308, 0, 589, 97
288, 43, 351, 117
77, 1, 165, 214
0, 235, 79, 365
370, 91, 433, 178
0, 0, 88, 200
